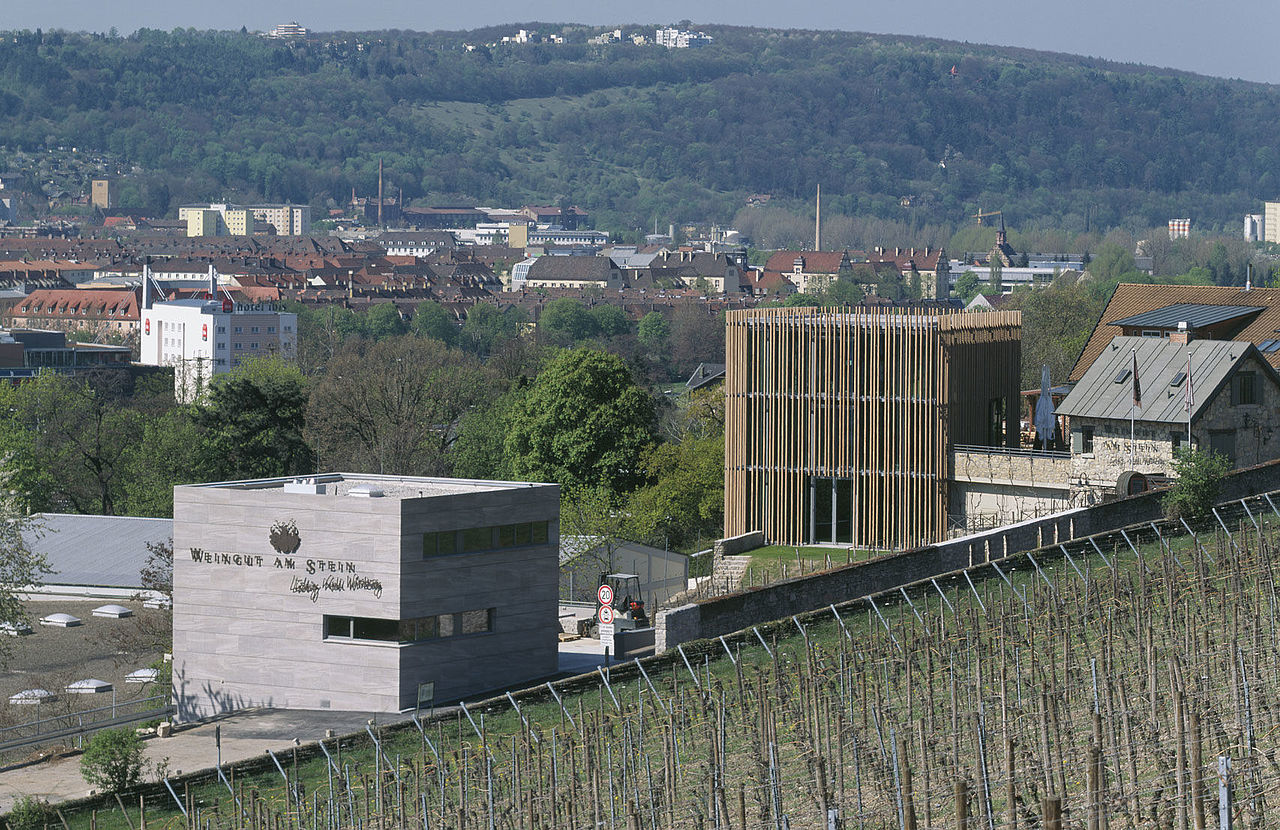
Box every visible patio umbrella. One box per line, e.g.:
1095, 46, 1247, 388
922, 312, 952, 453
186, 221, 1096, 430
1033, 364, 1057, 450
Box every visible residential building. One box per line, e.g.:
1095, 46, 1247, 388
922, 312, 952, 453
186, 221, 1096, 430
179, 205, 255, 237
1265, 201, 1280, 244
724, 307, 1022, 549
90, 179, 115, 210
268, 22, 308, 40
655, 27, 713, 48
7, 288, 140, 337
762, 250, 853, 294
179, 203, 310, 237
1058, 335, 1280, 499
249, 204, 311, 236
1245, 213, 1264, 242
524, 256, 623, 290
172, 473, 559, 719
1068, 285, 1280, 382
651, 251, 742, 294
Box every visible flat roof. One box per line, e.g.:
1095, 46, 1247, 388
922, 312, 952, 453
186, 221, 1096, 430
180, 473, 555, 499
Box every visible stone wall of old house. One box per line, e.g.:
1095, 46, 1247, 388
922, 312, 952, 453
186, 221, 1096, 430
1068, 354, 1280, 499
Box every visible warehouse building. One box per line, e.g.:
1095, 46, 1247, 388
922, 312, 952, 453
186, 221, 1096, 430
172, 474, 559, 721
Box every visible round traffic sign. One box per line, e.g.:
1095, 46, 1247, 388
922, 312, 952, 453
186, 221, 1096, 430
598, 605, 615, 625
597, 584, 614, 606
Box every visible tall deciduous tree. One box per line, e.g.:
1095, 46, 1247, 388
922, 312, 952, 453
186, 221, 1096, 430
307, 336, 491, 475
3, 370, 141, 515
505, 348, 656, 494
195, 357, 312, 481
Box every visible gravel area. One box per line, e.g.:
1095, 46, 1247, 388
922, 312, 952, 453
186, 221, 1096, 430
0, 598, 167, 730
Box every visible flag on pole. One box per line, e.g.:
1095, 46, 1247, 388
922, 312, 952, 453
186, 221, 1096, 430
1185, 354, 1193, 413
1132, 350, 1141, 408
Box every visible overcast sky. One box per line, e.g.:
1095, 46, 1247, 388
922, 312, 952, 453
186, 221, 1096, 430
11, 0, 1279, 85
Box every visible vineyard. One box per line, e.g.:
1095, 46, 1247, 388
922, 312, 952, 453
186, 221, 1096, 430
44, 493, 1280, 829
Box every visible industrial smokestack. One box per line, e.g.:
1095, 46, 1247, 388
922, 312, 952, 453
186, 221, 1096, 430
142, 262, 152, 310
208, 264, 217, 299
814, 184, 822, 251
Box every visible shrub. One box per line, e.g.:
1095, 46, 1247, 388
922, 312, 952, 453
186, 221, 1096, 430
80, 727, 147, 793
6, 795, 55, 830
1162, 447, 1232, 521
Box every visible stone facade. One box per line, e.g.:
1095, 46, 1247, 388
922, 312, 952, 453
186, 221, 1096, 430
173, 475, 559, 721
1068, 353, 1280, 499
948, 448, 1073, 532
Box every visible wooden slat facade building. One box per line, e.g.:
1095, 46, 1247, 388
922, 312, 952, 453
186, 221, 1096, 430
724, 307, 1022, 549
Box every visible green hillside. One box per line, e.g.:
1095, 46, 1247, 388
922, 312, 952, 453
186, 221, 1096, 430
0, 24, 1275, 234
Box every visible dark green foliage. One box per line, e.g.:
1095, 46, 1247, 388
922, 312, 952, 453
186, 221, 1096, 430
505, 348, 657, 494
410, 300, 460, 347
539, 298, 600, 345
195, 358, 313, 480
1163, 447, 1232, 520
1, 27, 1277, 229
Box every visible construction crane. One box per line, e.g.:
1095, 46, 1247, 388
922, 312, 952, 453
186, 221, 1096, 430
972, 208, 1003, 226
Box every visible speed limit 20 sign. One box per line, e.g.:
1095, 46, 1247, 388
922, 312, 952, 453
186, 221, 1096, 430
597, 584, 614, 606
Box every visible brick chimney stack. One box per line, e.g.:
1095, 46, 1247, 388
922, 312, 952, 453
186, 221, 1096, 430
1169, 321, 1192, 344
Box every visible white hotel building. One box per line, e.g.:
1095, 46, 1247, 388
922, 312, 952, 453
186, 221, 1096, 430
139, 268, 297, 401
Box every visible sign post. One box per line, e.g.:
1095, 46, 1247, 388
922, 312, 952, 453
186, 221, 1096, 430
597, 583, 616, 661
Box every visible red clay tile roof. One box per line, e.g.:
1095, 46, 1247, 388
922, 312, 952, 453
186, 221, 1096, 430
13, 288, 140, 321
1070, 283, 1280, 381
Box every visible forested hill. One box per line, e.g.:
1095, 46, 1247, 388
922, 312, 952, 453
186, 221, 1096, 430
1, 24, 1276, 234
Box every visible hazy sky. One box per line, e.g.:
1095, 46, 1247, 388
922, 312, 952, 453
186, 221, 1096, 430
11, 0, 1280, 85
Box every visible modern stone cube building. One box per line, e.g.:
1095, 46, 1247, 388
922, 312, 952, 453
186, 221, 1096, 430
172, 474, 559, 721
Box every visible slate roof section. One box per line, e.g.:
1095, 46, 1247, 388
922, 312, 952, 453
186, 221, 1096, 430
1069, 284, 1280, 381
23, 514, 173, 589
525, 256, 620, 282
1058, 336, 1278, 424
1110, 303, 1264, 330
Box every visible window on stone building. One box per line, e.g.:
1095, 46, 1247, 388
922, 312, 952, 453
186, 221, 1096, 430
1232, 372, 1258, 406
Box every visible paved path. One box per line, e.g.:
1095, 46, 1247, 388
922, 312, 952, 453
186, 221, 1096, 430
0, 641, 610, 811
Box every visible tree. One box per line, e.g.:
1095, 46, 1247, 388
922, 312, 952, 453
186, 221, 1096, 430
195, 358, 312, 481
955, 271, 981, 301
6, 796, 55, 830
461, 303, 524, 357
590, 303, 631, 338
410, 300, 459, 346
307, 337, 491, 475
363, 302, 408, 340
1162, 447, 1232, 520
80, 728, 150, 793
0, 477, 50, 666
505, 348, 657, 494
539, 298, 600, 345
637, 311, 670, 353
4, 371, 141, 515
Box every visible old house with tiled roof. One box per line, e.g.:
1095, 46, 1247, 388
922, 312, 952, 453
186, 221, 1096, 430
1059, 335, 1280, 498
650, 251, 742, 294
1069, 284, 1280, 382
7, 288, 141, 337
524, 256, 623, 290
762, 250, 853, 293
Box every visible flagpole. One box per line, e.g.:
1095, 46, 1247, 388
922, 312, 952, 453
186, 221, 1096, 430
1186, 351, 1192, 449
1131, 347, 1137, 469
